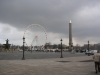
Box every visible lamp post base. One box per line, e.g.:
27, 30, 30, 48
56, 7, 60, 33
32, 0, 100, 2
60, 56, 63, 58
22, 58, 25, 60
88, 53, 90, 56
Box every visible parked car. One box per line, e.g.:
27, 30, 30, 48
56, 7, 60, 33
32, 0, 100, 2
80, 50, 86, 53
55, 50, 60, 52
85, 50, 92, 55
91, 50, 98, 55
18, 50, 23, 52
85, 50, 98, 55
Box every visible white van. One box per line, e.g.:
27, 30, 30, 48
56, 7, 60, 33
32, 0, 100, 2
85, 50, 98, 55
91, 50, 98, 55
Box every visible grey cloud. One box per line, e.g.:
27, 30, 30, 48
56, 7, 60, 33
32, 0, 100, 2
0, 0, 100, 44
1, 26, 11, 34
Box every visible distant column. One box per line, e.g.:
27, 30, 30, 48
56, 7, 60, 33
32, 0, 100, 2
69, 20, 73, 51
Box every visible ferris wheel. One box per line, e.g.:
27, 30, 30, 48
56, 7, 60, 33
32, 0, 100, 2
23, 24, 47, 50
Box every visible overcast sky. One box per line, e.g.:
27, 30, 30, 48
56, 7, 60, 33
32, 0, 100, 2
0, 0, 100, 46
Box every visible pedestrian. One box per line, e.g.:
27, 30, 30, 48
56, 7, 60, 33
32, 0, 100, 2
93, 50, 100, 74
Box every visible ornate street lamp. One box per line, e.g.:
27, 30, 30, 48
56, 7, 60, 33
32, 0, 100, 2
88, 40, 90, 56
60, 39, 63, 58
22, 37, 25, 60
31, 45, 32, 53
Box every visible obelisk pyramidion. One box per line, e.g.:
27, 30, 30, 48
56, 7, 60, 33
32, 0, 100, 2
69, 20, 73, 51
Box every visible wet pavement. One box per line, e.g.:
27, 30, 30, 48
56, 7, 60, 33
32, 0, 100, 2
0, 55, 99, 75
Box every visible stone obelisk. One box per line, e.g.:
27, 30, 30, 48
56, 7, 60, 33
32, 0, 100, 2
69, 20, 73, 51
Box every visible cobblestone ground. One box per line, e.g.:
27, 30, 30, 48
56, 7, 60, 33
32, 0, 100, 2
0, 56, 99, 75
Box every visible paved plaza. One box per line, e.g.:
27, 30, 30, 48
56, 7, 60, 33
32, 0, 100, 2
0, 52, 85, 60
0, 55, 99, 75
